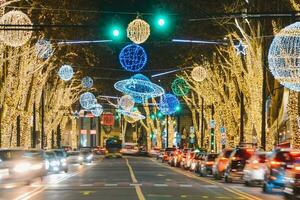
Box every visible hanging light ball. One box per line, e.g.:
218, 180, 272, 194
80, 92, 96, 109
0, 11, 32, 47
90, 103, 103, 117
159, 93, 180, 115
81, 76, 93, 89
127, 18, 150, 44
119, 95, 135, 111
35, 39, 53, 59
58, 65, 74, 81
191, 64, 207, 82
268, 22, 300, 91
171, 77, 190, 96
101, 112, 115, 126
119, 44, 147, 72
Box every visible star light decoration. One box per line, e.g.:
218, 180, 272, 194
81, 76, 93, 89
159, 93, 180, 115
119, 44, 147, 72
90, 103, 103, 117
191, 64, 207, 82
35, 39, 53, 59
58, 65, 74, 81
234, 40, 247, 55
114, 74, 165, 103
127, 18, 150, 44
79, 92, 96, 109
268, 22, 300, 92
171, 77, 190, 96
119, 95, 135, 111
0, 11, 33, 47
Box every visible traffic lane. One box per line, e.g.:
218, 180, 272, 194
128, 157, 283, 200
23, 157, 138, 200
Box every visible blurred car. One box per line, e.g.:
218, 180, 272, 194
243, 151, 270, 186
52, 149, 68, 173
138, 146, 148, 156
93, 146, 106, 155
190, 152, 206, 173
149, 147, 161, 157
62, 146, 72, 152
156, 149, 165, 160
0, 149, 47, 184
263, 149, 300, 193
224, 146, 255, 183
198, 153, 218, 176
162, 147, 176, 163
182, 151, 196, 170
45, 151, 61, 173
212, 148, 233, 179
169, 149, 181, 167
67, 151, 83, 165
179, 149, 194, 168
284, 155, 300, 199
80, 151, 94, 163
121, 143, 139, 155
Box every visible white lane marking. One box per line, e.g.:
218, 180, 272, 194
153, 183, 168, 187
130, 183, 142, 186
104, 183, 118, 187
80, 184, 93, 187
202, 185, 219, 188
179, 184, 193, 187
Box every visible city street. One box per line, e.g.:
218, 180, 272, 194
0, 157, 283, 200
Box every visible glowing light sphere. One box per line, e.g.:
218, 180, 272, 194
117, 109, 145, 121
119, 95, 135, 111
114, 74, 165, 103
159, 93, 180, 115
101, 112, 115, 126
58, 65, 74, 81
81, 76, 93, 89
35, 39, 53, 59
127, 18, 150, 44
80, 92, 96, 109
268, 22, 300, 91
90, 103, 103, 117
119, 44, 147, 72
0, 11, 32, 47
171, 78, 190, 96
191, 64, 207, 82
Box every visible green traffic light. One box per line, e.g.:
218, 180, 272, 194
112, 29, 120, 37
158, 18, 165, 26
175, 105, 181, 112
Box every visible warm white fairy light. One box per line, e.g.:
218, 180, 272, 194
127, 18, 150, 44
191, 64, 207, 82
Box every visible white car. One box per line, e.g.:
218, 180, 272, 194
67, 151, 83, 165
121, 143, 139, 155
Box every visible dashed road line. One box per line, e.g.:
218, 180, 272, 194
179, 184, 193, 188
153, 183, 168, 187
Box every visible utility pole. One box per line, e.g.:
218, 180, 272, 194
166, 115, 169, 148
16, 116, 20, 147
32, 102, 36, 148
201, 97, 204, 148
57, 124, 61, 148
41, 89, 45, 149
240, 91, 244, 144
210, 104, 215, 152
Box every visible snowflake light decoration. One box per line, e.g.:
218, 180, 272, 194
114, 74, 165, 103
58, 65, 74, 81
127, 18, 150, 44
119, 95, 135, 111
119, 44, 147, 72
35, 39, 53, 59
159, 93, 180, 115
268, 22, 300, 91
117, 109, 145, 121
0, 11, 32, 47
234, 40, 247, 55
81, 76, 93, 89
191, 64, 207, 82
90, 103, 103, 117
171, 77, 190, 96
80, 92, 96, 109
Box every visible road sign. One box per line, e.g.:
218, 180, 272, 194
221, 132, 226, 145
220, 127, 225, 133
190, 138, 195, 144
190, 126, 195, 134
210, 120, 215, 128
181, 135, 186, 139
190, 133, 195, 139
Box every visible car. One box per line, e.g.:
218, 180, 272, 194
156, 149, 165, 160
284, 155, 300, 199
263, 149, 300, 193
198, 153, 218, 177
182, 151, 196, 170
67, 151, 83, 165
179, 149, 194, 168
212, 148, 233, 179
162, 147, 176, 163
80, 151, 94, 163
52, 149, 68, 173
149, 147, 161, 157
168, 149, 181, 167
224, 146, 255, 183
242, 151, 270, 186
45, 151, 61, 173
190, 152, 206, 173
121, 143, 139, 156
138, 146, 148, 156
93, 146, 106, 155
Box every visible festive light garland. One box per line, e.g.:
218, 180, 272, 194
119, 95, 135, 111
0, 10, 33, 47
114, 74, 165, 103
90, 103, 103, 117
268, 22, 300, 91
117, 109, 145, 121
79, 92, 96, 109
171, 77, 190, 96
127, 18, 150, 44
81, 76, 93, 89
35, 39, 53, 59
191, 64, 207, 82
58, 65, 74, 81
119, 44, 147, 72
159, 93, 180, 115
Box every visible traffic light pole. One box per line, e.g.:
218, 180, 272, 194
210, 104, 215, 152
166, 115, 169, 148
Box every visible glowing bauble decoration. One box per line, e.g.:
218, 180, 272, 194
119, 44, 147, 72
268, 22, 300, 91
159, 93, 180, 115
171, 78, 190, 96
81, 76, 93, 89
101, 112, 115, 126
0, 11, 32, 47
124, 110, 142, 123
119, 95, 135, 111
191, 64, 207, 82
58, 65, 74, 81
90, 103, 103, 117
80, 92, 96, 109
127, 18, 150, 44
35, 39, 53, 59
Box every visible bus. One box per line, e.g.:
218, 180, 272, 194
105, 137, 122, 158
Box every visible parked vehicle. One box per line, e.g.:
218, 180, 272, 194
243, 151, 270, 186
52, 149, 68, 173
162, 147, 175, 163
178, 148, 193, 168
212, 148, 233, 179
182, 151, 196, 170
284, 155, 300, 199
224, 146, 255, 183
263, 149, 300, 193
149, 147, 161, 157
169, 149, 181, 167
156, 149, 165, 160
67, 151, 83, 165
198, 153, 218, 177
190, 152, 206, 173
121, 143, 139, 156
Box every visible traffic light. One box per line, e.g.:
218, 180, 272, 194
155, 15, 167, 28
175, 105, 181, 112
109, 25, 123, 40
112, 29, 120, 37
158, 18, 165, 26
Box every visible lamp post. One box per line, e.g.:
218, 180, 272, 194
41, 89, 45, 149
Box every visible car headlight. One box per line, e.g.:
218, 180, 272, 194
87, 155, 93, 160
78, 156, 83, 161
60, 159, 67, 166
13, 162, 31, 173
50, 160, 59, 167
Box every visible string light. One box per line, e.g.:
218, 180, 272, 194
81, 76, 93, 89
118, 95, 135, 111
35, 39, 53, 59
127, 18, 150, 44
191, 64, 207, 82
119, 44, 147, 72
159, 93, 180, 115
90, 103, 103, 117
117, 109, 145, 121
124, 110, 143, 123
58, 65, 74, 81
171, 77, 190, 96
80, 92, 96, 109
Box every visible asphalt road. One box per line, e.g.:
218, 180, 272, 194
0, 156, 284, 200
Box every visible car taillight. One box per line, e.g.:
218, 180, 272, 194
270, 160, 282, 167
220, 157, 227, 161
206, 161, 214, 165
295, 166, 300, 171
246, 149, 254, 153
232, 157, 237, 161
252, 160, 259, 164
